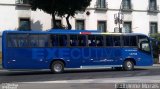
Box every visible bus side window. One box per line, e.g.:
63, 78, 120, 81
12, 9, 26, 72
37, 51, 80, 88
59, 35, 68, 46
29, 35, 39, 47
39, 35, 50, 47
106, 36, 114, 46
70, 35, 78, 46
113, 36, 121, 46
78, 35, 87, 46
96, 35, 104, 46
7, 34, 18, 47
88, 35, 96, 47
123, 36, 137, 47
130, 36, 137, 46
51, 35, 59, 46
17, 34, 28, 47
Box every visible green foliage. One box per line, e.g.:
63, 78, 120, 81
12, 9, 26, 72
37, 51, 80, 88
56, 0, 92, 17
29, 0, 92, 29
150, 33, 160, 62
150, 33, 160, 48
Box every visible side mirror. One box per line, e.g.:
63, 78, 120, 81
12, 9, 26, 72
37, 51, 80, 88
140, 41, 150, 52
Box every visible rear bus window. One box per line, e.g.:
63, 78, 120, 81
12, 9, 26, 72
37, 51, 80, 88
7, 34, 18, 48
7, 34, 28, 48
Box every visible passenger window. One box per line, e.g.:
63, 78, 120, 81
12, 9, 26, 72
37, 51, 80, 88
123, 36, 137, 46
113, 36, 121, 46
16, 34, 28, 47
106, 36, 114, 46
70, 35, 78, 46
29, 35, 39, 47
39, 35, 50, 47
106, 36, 121, 46
88, 35, 96, 47
50, 35, 59, 46
78, 35, 87, 46
59, 35, 68, 46
96, 36, 104, 46
7, 34, 18, 47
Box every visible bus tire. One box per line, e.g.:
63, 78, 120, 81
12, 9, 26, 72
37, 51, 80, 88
123, 60, 134, 71
51, 61, 64, 74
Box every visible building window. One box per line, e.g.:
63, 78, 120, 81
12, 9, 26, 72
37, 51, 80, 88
96, 0, 106, 8
76, 20, 85, 30
19, 18, 31, 31
149, 0, 157, 11
97, 21, 106, 32
122, 0, 131, 10
16, 0, 30, 4
52, 20, 63, 29
150, 22, 158, 34
123, 22, 132, 33
55, 20, 62, 26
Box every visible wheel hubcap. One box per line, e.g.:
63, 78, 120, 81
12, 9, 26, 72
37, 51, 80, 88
127, 61, 132, 69
54, 63, 62, 72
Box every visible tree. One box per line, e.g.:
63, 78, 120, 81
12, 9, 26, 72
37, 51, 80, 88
29, 0, 91, 29
56, 0, 91, 29
29, 0, 57, 28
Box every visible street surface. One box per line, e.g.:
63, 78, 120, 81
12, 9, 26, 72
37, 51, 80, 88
0, 66, 160, 89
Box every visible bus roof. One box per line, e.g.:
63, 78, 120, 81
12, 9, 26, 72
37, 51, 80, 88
3, 29, 146, 36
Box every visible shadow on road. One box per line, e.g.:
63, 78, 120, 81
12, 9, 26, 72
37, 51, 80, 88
0, 68, 147, 76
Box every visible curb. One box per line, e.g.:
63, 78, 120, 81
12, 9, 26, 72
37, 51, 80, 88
153, 64, 160, 67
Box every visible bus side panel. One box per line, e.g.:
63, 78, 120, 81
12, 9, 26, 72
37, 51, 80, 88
64, 47, 122, 67
136, 51, 153, 66
4, 47, 124, 69
121, 48, 153, 66
4, 48, 50, 69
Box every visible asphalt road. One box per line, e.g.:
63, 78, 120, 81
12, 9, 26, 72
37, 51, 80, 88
0, 67, 160, 83
0, 67, 160, 89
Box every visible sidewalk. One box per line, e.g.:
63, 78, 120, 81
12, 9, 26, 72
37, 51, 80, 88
153, 64, 160, 67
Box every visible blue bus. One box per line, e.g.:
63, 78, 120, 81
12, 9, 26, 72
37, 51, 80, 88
2, 29, 153, 73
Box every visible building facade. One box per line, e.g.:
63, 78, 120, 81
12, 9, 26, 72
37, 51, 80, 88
0, 0, 159, 35
71, 0, 160, 35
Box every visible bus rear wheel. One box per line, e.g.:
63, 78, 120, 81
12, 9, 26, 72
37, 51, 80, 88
123, 60, 134, 71
51, 61, 64, 73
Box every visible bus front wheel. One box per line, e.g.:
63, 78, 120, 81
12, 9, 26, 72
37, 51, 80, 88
123, 60, 134, 71
51, 61, 64, 73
